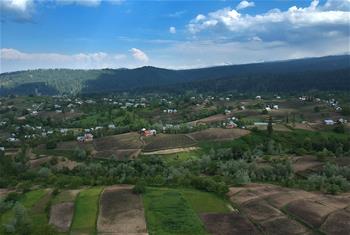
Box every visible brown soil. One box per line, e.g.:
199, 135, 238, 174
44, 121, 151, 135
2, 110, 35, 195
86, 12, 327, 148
55, 157, 79, 170
29, 156, 52, 168
188, 114, 228, 126
97, 185, 147, 234
285, 199, 339, 228
94, 132, 143, 151
242, 200, 283, 222
292, 156, 323, 175
321, 210, 350, 235
260, 216, 309, 235
49, 202, 75, 232
265, 190, 315, 209
143, 134, 196, 152
142, 147, 199, 155
189, 128, 250, 142
94, 149, 141, 160
229, 183, 350, 234
200, 212, 260, 235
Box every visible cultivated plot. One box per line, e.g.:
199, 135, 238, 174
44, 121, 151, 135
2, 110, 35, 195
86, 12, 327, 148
97, 185, 148, 234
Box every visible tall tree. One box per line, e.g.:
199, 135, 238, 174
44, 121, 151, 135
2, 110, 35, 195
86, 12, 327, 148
267, 116, 273, 136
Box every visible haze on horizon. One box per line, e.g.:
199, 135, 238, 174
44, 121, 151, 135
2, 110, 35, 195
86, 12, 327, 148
0, 0, 349, 73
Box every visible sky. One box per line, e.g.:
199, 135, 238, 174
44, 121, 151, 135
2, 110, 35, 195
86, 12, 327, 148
0, 0, 349, 72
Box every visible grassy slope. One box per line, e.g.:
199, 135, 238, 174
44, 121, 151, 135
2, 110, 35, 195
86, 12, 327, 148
0, 190, 48, 227
70, 187, 102, 235
143, 187, 230, 235
143, 188, 208, 235
179, 189, 230, 214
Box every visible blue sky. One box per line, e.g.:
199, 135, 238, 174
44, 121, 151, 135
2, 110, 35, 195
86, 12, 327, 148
0, 0, 349, 72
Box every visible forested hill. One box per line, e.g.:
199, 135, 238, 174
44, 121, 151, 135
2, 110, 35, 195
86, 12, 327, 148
0, 55, 349, 96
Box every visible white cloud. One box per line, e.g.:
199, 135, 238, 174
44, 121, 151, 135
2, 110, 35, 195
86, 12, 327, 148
129, 48, 149, 63
167, 10, 186, 18
56, 0, 101, 7
1, 0, 32, 12
169, 26, 176, 34
0, 48, 128, 72
236, 1, 255, 10
0, 0, 34, 21
187, 0, 350, 37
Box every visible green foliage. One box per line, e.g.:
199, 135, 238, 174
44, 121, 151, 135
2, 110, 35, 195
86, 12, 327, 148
45, 140, 57, 150
133, 181, 146, 194
73, 147, 87, 161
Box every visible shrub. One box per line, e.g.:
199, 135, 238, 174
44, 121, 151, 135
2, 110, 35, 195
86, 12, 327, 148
45, 140, 57, 149
133, 181, 146, 194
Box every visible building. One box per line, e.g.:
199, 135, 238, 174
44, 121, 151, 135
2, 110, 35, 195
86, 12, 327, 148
77, 133, 94, 142
141, 128, 157, 136
226, 122, 237, 129
324, 119, 335, 125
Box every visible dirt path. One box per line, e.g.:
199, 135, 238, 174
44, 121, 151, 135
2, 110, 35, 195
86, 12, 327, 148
142, 147, 199, 155
97, 185, 148, 235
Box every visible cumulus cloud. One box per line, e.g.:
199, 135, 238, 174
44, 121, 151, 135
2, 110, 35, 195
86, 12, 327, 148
0, 0, 34, 21
187, 0, 350, 41
0, 48, 127, 72
129, 48, 149, 63
236, 1, 255, 10
169, 26, 176, 34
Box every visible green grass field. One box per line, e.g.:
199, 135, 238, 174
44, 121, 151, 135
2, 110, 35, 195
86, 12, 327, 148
179, 189, 231, 214
0, 189, 49, 232
143, 188, 211, 235
70, 187, 102, 235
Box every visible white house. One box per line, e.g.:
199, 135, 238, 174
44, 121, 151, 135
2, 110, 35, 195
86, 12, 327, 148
324, 119, 335, 125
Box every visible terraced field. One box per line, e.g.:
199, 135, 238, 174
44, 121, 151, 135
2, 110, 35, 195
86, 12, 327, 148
228, 183, 350, 235
1, 185, 349, 234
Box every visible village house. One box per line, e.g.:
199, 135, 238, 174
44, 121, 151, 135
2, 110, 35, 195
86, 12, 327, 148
108, 124, 116, 129
324, 119, 335, 125
77, 133, 94, 142
140, 128, 157, 136
226, 121, 237, 129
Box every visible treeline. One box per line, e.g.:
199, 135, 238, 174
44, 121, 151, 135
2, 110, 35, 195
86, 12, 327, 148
1, 55, 349, 96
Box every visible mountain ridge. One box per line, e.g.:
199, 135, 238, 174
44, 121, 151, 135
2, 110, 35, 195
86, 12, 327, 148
1, 55, 349, 96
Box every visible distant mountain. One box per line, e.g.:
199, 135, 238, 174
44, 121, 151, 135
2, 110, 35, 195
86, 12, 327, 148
0, 55, 349, 96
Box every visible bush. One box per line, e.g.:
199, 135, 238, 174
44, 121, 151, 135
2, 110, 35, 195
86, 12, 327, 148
45, 140, 57, 149
133, 181, 146, 194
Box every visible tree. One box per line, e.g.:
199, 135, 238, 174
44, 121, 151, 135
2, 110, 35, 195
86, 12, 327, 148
233, 170, 251, 186
73, 147, 87, 161
4, 203, 32, 234
267, 116, 273, 136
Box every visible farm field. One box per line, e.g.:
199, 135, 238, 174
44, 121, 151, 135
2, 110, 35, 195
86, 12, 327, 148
228, 183, 350, 235
142, 187, 208, 235
97, 185, 148, 234
143, 133, 196, 152
70, 187, 102, 235
49, 190, 80, 232
188, 128, 250, 142
0, 189, 51, 233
